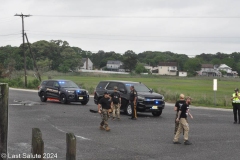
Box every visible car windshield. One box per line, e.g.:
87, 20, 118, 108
125, 83, 150, 92
59, 81, 79, 88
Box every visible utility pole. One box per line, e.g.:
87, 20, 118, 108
14, 13, 31, 87
25, 33, 42, 82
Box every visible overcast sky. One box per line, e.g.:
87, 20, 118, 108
1, 0, 240, 57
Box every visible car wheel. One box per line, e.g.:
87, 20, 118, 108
40, 92, 47, 102
60, 94, 67, 104
152, 110, 162, 117
81, 101, 88, 105
125, 103, 132, 116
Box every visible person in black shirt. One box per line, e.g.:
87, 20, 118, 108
110, 86, 121, 120
173, 96, 193, 145
174, 94, 186, 135
129, 85, 137, 120
98, 92, 112, 131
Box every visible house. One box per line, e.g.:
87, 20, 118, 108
179, 71, 187, 77
197, 63, 238, 77
155, 62, 178, 76
143, 64, 152, 72
79, 58, 93, 70
218, 64, 238, 77
106, 60, 123, 71
198, 64, 222, 77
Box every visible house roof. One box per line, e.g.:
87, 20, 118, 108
218, 64, 232, 69
158, 62, 177, 66
201, 64, 213, 68
107, 60, 122, 64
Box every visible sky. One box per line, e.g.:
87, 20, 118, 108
1, 0, 240, 57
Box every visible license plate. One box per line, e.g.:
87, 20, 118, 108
79, 97, 83, 100
152, 106, 158, 109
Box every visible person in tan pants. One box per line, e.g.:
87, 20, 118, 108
173, 96, 193, 145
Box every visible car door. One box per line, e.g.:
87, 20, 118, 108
52, 81, 60, 98
46, 81, 58, 98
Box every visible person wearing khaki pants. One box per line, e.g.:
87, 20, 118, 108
173, 96, 193, 145
110, 86, 121, 120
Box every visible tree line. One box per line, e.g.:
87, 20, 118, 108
1, 39, 240, 78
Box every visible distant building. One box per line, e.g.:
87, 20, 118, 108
154, 62, 178, 76
79, 58, 93, 70
197, 63, 238, 77
179, 71, 187, 77
106, 60, 123, 71
198, 64, 221, 77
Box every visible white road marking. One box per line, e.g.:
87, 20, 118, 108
50, 124, 91, 140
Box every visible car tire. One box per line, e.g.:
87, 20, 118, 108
125, 103, 132, 116
60, 94, 68, 104
40, 92, 47, 102
152, 110, 162, 117
81, 101, 88, 105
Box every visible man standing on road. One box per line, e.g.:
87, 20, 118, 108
231, 88, 240, 124
129, 85, 137, 120
174, 94, 186, 135
173, 96, 193, 145
98, 92, 112, 131
110, 86, 121, 120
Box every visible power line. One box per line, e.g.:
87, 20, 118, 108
27, 31, 240, 39
33, 15, 240, 19
0, 33, 21, 36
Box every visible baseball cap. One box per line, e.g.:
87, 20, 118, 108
235, 88, 239, 91
104, 91, 109, 95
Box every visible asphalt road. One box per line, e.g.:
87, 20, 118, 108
6, 88, 240, 160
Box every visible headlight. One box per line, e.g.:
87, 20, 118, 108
162, 96, 165, 101
138, 96, 145, 100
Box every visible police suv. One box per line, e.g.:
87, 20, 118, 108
94, 80, 165, 116
38, 79, 89, 105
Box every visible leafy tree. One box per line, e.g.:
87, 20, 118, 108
135, 63, 147, 74
122, 50, 137, 72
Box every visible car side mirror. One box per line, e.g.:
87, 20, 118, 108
150, 88, 153, 93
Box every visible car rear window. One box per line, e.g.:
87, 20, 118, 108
96, 82, 108, 89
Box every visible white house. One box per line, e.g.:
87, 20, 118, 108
198, 64, 222, 77
179, 71, 187, 77
155, 62, 178, 76
106, 60, 123, 70
218, 64, 232, 73
79, 58, 93, 70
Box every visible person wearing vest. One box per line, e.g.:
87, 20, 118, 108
110, 86, 121, 120
129, 85, 138, 120
173, 96, 193, 145
174, 94, 186, 135
231, 88, 240, 124
98, 92, 112, 131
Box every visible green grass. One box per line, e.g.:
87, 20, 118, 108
24, 71, 239, 109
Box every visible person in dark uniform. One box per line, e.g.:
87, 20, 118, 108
173, 96, 193, 145
98, 92, 112, 131
110, 86, 121, 120
129, 85, 137, 120
231, 88, 240, 124
174, 94, 186, 134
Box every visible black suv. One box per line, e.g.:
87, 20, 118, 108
94, 80, 165, 116
38, 79, 89, 105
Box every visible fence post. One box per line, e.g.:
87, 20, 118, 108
32, 128, 44, 160
66, 133, 76, 160
0, 83, 8, 160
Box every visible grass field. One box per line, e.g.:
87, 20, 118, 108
25, 71, 240, 109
